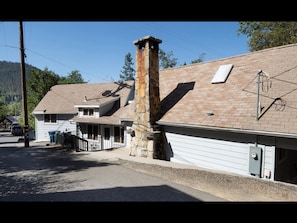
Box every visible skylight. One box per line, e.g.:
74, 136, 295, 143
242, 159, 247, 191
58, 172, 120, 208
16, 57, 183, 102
211, 64, 233, 84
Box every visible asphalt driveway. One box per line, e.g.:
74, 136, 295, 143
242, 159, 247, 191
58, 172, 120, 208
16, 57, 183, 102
1, 131, 297, 202
0, 134, 225, 202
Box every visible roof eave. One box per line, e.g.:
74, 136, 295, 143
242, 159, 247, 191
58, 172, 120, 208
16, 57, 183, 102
156, 121, 297, 139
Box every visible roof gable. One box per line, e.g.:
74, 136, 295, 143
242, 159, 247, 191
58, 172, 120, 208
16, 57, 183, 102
33, 81, 134, 115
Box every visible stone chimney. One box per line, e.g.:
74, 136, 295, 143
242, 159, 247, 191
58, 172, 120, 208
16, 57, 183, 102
130, 36, 164, 159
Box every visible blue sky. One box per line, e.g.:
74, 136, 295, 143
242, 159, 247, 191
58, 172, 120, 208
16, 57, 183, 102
0, 21, 249, 83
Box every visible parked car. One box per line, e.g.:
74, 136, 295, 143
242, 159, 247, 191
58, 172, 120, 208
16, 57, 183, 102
11, 122, 20, 127
11, 124, 23, 136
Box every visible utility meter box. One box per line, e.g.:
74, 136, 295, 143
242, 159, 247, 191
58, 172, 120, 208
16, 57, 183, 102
249, 146, 262, 177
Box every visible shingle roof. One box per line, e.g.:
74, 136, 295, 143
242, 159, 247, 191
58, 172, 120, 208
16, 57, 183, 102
4, 115, 18, 123
156, 43, 297, 137
33, 81, 134, 115
33, 43, 297, 138
71, 115, 121, 125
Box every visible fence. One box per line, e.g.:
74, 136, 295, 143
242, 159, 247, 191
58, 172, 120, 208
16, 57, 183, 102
57, 132, 88, 152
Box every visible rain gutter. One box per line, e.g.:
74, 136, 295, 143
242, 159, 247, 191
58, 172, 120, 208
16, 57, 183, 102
156, 121, 297, 139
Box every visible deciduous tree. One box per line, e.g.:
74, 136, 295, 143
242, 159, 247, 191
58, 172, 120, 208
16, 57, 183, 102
159, 49, 178, 69
58, 70, 86, 84
25, 67, 60, 129
237, 21, 297, 52
0, 100, 8, 121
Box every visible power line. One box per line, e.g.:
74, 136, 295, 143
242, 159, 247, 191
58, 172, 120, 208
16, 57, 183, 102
0, 23, 115, 83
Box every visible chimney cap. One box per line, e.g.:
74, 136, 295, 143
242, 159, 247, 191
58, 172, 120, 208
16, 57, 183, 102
133, 35, 162, 45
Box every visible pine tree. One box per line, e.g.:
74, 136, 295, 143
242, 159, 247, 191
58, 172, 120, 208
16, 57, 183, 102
119, 52, 135, 81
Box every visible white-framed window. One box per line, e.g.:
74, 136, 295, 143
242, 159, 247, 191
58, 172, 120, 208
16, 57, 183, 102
87, 124, 98, 140
44, 114, 57, 123
104, 127, 110, 140
114, 126, 124, 143
83, 108, 94, 116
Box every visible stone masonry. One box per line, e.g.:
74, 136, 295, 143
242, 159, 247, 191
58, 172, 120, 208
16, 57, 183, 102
129, 36, 164, 159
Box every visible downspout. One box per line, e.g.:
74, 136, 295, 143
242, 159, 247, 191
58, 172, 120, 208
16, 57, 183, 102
255, 70, 262, 147
256, 69, 262, 121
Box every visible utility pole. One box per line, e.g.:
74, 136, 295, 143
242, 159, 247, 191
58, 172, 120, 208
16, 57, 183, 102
19, 21, 29, 147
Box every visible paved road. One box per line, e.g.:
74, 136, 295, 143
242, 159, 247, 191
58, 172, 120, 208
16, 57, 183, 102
2, 131, 297, 203
0, 131, 225, 202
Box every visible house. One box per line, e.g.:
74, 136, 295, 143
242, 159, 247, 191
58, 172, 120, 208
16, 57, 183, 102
33, 35, 297, 186
70, 81, 134, 150
32, 81, 135, 149
0, 115, 18, 130
121, 36, 297, 185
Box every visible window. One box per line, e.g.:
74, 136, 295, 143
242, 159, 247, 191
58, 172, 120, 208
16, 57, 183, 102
211, 64, 233, 84
87, 124, 98, 140
114, 126, 124, 143
44, 114, 57, 123
93, 125, 98, 140
104, 127, 110, 140
83, 108, 94, 116
278, 148, 287, 163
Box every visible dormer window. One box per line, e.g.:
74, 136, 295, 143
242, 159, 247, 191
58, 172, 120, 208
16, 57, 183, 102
83, 108, 94, 116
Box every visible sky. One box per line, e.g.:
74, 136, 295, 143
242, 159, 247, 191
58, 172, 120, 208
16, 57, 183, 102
0, 21, 249, 83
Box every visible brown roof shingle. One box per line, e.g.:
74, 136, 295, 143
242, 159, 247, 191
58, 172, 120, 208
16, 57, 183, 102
157, 43, 297, 137
33, 43, 297, 138
33, 81, 134, 115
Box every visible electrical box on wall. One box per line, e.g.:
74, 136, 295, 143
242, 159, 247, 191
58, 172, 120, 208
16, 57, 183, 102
249, 146, 262, 177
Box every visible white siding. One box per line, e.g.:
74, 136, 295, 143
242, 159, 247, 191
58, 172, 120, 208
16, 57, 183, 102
125, 126, 132, 148
166, 131, 250, 176
78, 124, 127, 151
89, 140, 101, 151
34, 114, 76, 142
162, 126, 283, 181
262, 145, 275, 181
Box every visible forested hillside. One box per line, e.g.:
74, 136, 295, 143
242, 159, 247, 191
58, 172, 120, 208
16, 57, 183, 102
0, 61, 40, 103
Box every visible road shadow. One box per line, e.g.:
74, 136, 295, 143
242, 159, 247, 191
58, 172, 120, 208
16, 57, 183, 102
0, 144, 218, 202
0, 185, 201, 202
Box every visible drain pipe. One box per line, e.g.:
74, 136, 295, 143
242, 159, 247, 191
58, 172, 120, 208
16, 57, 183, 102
255, 70, 262, 147
256, 70, 262, 121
